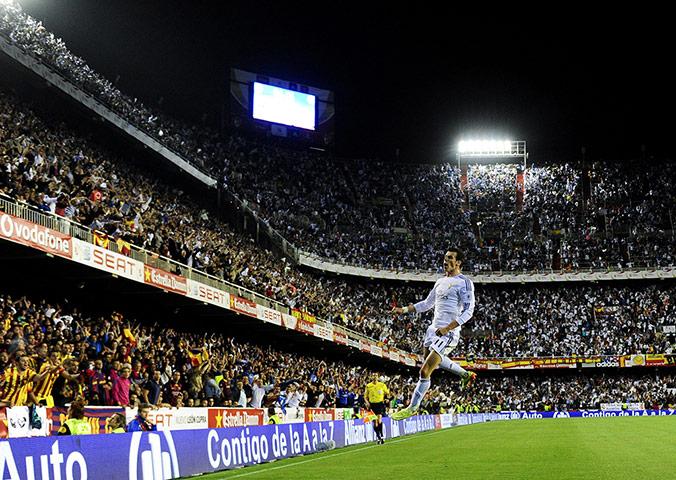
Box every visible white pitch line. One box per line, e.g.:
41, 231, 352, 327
216, 428, 450, 479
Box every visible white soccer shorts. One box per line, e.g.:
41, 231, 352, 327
423, 325, 459, 356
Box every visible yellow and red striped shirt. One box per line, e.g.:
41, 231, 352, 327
27, 355, 47, 373
33, 363, 62, 399
0, 366, 37, 406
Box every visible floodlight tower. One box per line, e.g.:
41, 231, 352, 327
456, 138, 529, 215
456, 140, 527, 169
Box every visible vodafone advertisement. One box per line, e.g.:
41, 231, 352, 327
74, 240, 143, 281
208, 408, 265, 428
186, 279, 229, 308
144, 264, 188, 295
0, 212, 73, 258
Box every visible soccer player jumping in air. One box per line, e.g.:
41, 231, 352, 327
391, 247, 476, 420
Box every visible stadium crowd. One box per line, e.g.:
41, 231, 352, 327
3, 89, 676, 357
2, 291, 675, 414
2, 0, 675, 275
0, 88, 418, 350
463, 283, 676, 358
447, 372, 676, 414
2, 0, 676, 420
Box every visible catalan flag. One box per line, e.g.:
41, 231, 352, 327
188, 346, 209, 367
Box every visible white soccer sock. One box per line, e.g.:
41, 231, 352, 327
439, 355, 468, 377
409, 377, 431, 410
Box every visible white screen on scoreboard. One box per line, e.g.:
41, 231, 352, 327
252, 82, 316, 131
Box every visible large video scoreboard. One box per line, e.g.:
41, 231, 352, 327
228, 68, 335, 147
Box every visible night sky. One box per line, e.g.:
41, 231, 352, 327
14, 2, 674, 164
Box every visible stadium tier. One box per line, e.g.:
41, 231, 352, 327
1, 290, 675, 415
2, 3, 676, 479
1, 1, 674, 276
0, 58, 676, 360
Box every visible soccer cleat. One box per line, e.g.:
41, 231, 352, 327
461, 371, 477, 390
391, 407, 415, 421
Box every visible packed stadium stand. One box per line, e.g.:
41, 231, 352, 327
1, 4, 675, 476
2, 0, 674, 275
2, 86, 675, 355
1, 290, 675, 414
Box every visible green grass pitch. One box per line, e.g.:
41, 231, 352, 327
199, 416, 676, 480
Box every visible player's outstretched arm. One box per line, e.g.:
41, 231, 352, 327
392, 281, 438, 316
392, 305, 415, 315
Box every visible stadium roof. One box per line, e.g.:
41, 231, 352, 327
14, 1, 672, 163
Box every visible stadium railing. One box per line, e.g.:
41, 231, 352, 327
0, 32, 216, 188
0, 194, 408, 364
297, 249, 676, 283
0, 30, 301, 265
2, 28, 673, 282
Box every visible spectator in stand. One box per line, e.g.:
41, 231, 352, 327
0, 353, 55, 406
204, 371, 222, 401
241, 376, 253, 406
251, 376, 273, 409
263, 386, 281, 408
130, 359, 145, 386
186, 357, 211, 399
164, 371, 184, 407
33, 350, 81, 407
142, 369, 164, 407
314, 384, 327, 408
28, 342, 48, 372
128, 391, 139, 409
230, 379, 250, 407
126, 403, 157, 432
110, 363, 139, 407
286, 383, 302, 409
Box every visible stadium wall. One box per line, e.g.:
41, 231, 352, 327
0, 415, 439, 479
299, 251, 676, 283
2, 406, 410, 437
3, 410, 675, 478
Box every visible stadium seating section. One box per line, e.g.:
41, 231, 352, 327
1, 0, 675, 415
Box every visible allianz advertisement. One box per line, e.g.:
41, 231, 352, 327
0, 416, 439, 479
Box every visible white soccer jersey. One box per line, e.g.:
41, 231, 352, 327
414, 274, 475, 330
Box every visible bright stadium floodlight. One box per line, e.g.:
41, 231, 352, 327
456, 139, 527, 168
